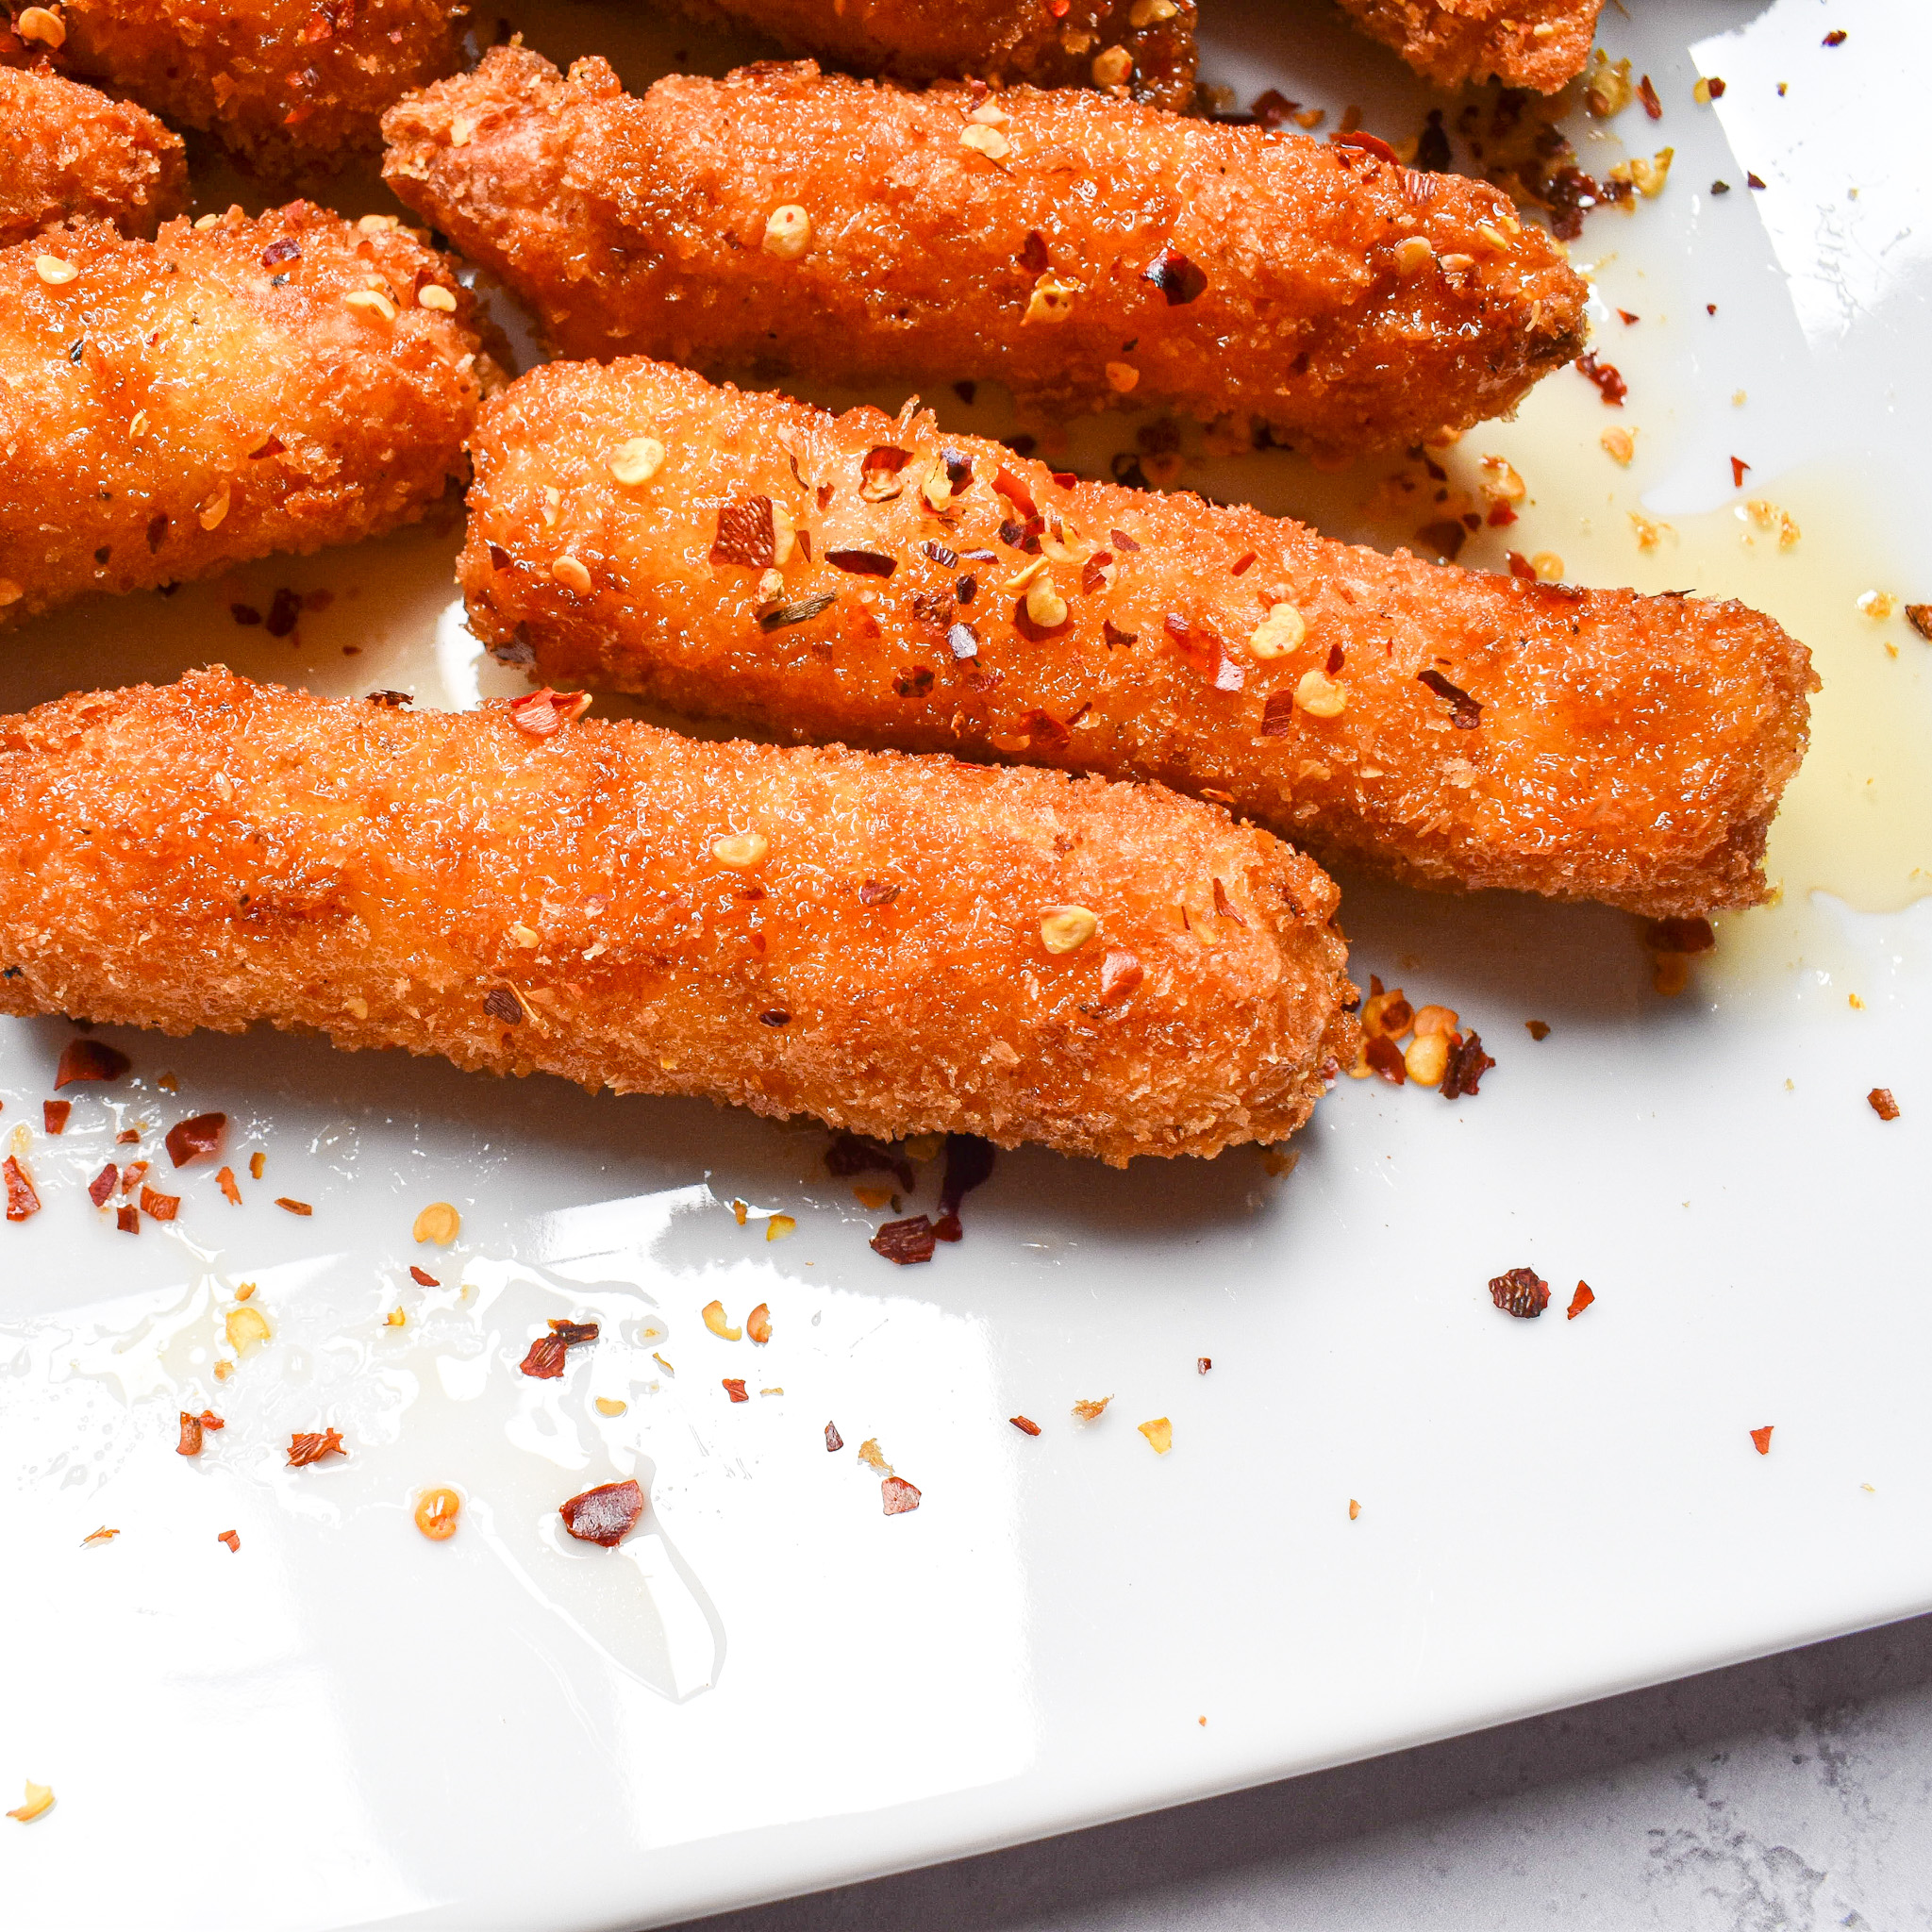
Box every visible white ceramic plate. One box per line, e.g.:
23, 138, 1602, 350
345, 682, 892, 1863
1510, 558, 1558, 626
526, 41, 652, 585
4, 3, 1928, 1926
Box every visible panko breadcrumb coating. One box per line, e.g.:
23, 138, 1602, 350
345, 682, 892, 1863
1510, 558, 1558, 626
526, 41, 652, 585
2, 0, 466, 174
462, 358, 1816, 918
0, 670, 1357, 1164
1, 65, 187, 247
669, 0, 1198, 111
1334, 0, 1606, 93
0, 204, 495, 629
381, 47, 1588, 452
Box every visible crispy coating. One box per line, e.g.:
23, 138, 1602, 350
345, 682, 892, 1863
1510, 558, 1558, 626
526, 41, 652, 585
0, 66, 187, 247
669, 0, 1197, 110
381, 47, 1588, 452
1334, 0, 1606, 93
2, 0, 466, 174
0, 669, 1357, 1164
462, 359, 1818, 918
0, 204, 494, 629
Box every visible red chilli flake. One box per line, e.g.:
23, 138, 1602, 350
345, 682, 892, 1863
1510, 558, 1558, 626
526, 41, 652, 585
55, 1038, 131, 1089
1730, 456, 1751, 489
275, 1197, 313, 1215
1198, 1357, 1212, 1374
1142, 244, 1208, 305
508, 688, 591, 739
1260, 689, 1296, 737
723, 1377, 749, 1403
860, 444, 912, 490
1507, 550, 1539, 581
1869, 1089, 1900, 1122
3, 1157, 40, 1222
1418, 667, 1482, 727
116, 1206, 140, 1233
287, 1427, 347, 1467
1489, 1267, 1550, 1318
710, 495, 777, 568
992, 467, 1038, 519
165, 1112, 226, 1167
1441, 1030, 1495, 1099
1365, 1035, 1407, 1084
824, 548, 896, 578
1010, 1415, 1041, 1436
881, 1476, 922, 1515
560, 1478, 644, 1547
1575, 352, 1627, 406
141, 1186, 180, 1222
1333, 127, 1399, 165
88, 1164, 118, 1208
176, 1410, 211, 1456
409, 1265, 440, 1286
42, 1100, 70, 1135
1099, 947, 1144, 1006
215, 1166, 242, 1205
1637, 74, 1662, 119
825, 1421, 844, 1453
871, 1215, 938, 1265
1751, 1424, 1774, 1455
1211, 877, 1247, 926
217, 1529, 240, 1553
1567, 1281, 1595, 1320
519, 1335, 568, 1379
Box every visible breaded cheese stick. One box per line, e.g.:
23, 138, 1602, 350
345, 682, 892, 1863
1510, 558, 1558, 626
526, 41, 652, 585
3, 0, 466, 174
1334, 0, 1606, 94
381, 47, 1588, 452
0, 669, 1357, 1164
0, 204, 495, 629
668, 0, 1198, 110
1, 66, 187, 247
461, 359, 1816, 918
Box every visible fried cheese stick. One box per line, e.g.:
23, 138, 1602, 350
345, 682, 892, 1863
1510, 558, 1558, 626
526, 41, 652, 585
0, 204, 494, 628
381, 47, 1588, 452
667, 0, 1198, 110
461, 359, 1817, 919
3, 0, 466, 174
1334, 0, 1606, 94
0, 670, 1357, 1164
1, 65, 187, 247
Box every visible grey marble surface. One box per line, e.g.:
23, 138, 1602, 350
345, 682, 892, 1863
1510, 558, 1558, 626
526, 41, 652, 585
664, 1615, 1932, 1931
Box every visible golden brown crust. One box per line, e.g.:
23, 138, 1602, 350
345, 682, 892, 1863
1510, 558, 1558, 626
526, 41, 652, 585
0, 204, 494, 629
462, 358, 1817, 919
381, 46, 1588, 453
1333, 0, 1605, 93
4, 0, 466, 173
0, 669, 1357, 1164
669, 0, 1198, 110
0, 65, 187, 247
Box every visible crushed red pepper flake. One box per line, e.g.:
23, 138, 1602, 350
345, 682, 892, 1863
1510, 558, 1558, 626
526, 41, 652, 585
217, 1529, 240, 1552
508, 688, 591, 738
871, 1215, 937, 1264
1636, 73, 1662, 118
520, 1335, 568, 1378
824, 1420, 844, 1452
1567, 1281, 1595, 1319
118, 1129, 141, 1145
55, 1039, 130, 1089
1260, 689, 1296, 737
1489, 1267, 1550, 1318
1730, 456, 1751, 489
1441, 1031, 1495, 1099
249, 1152, 265, 1179
723, 1376, 749, 1403
1142, 243, 1208, 305
215, 1165, 242, 1204
881, 1475, 923, 1515
560, 1477, 644, 1546
1211, 877, 1247, 926
120, 1160, 147, 1194
1868, 1088, 1900, 1121
1575, 352, 1628, 406
1365, 1035, 1407, 1084
116, 1206, 139, 1233
165, 1112, 225, 1166
1525, 1020, 1552, 1041
409, 1265, 440, 1286
1905, 605, 1932, 641
275, 1197, 312, 1215
1751, 1424, 1774, 1455
88, 1163, 118, 1207
992, 466, 1038, 520
176, 1408, 224, 1455
824, 547, 896, 577
42, 1100, 70, 1135
1009, 1415, 1041, 1436
1418, 667, 1482, 727
140, 1185, 180, 1222
710, 494, 777, 568
4, 1156, 41, 1222
1098, 947, 1144, 1005
287, 1427, 347, 1467
1198, 1357, 1211, 1374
